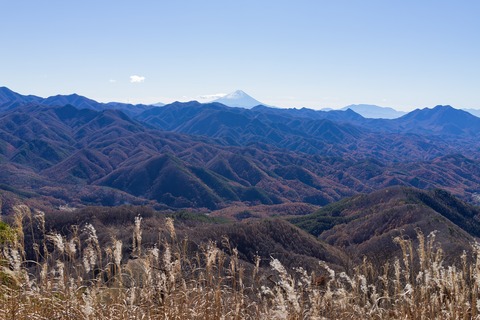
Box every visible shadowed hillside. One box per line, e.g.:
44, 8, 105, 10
290, 187, 480, 264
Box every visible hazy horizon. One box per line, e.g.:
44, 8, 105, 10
4, 85, 480, 113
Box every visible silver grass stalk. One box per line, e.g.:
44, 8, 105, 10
47, 233, 65, 254
33, 210, 46, 234
82, 288, 94, 319
133, 215, 142, 255
83, 244, 97, 274
113, 239, 123, 267
165, 217, 176, 240
66, 239, 77, 258
270, 258, 301, 313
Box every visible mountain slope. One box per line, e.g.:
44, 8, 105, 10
290, 187, 480, 263
191, 219, 349, 269
362, 105, 480, 137
251, 105, 365, 122
394, 105, 480, 136
0, 87, 43, 111
463, 108, 480, 117
41, 94, 102, 110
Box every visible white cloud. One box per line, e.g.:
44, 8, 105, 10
130, 75, 145, 83
199, 93, 226, 99
197, 93, 227, 102
109, 79, 117, 83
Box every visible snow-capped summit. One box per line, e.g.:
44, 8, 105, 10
212, 90, 264, 109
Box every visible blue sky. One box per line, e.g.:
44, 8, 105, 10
1, 1, 479, 111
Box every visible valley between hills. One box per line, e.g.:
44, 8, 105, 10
2, 86, 480, 317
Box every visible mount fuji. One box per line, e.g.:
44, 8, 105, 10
211, 90, 265, 109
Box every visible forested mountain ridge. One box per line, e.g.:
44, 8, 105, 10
0, 87, 479, 210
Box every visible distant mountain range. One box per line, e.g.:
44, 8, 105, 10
341, 104, 407, 119
0, 86, 154, 117
4, 86, 479, 119
0, 86, 479, 210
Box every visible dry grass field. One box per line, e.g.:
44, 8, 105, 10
1, 204, 480, 319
